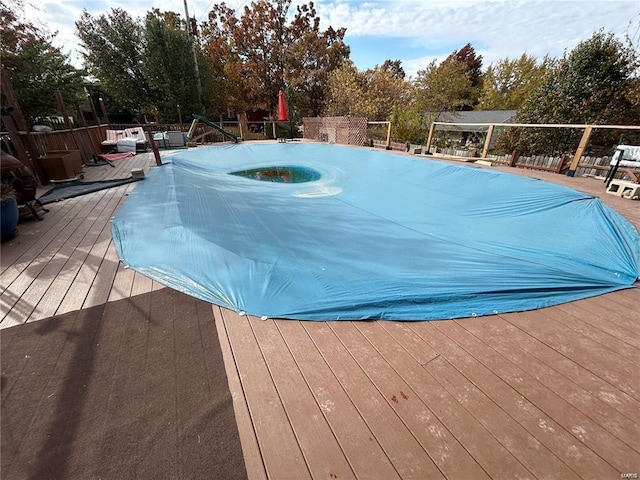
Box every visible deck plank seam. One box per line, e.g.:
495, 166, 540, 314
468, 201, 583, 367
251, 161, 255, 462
274, 319, 361, 480
377, 321, 552, 480
25, 186, 124, 322
494, 312, 640, 419
213, 306, 268, 480
349, 320, 514, 480
454, 317, 640, 454
329, 321, 488, 479
406, 321, 594, 479
500, 311, 640, 402
302, 321, 412, 480
429, 320, 637, 475
246, 316, 319, 479
1, 190, 115, 325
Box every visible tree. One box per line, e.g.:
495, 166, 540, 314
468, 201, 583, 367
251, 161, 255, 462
323, 60, 410, 120
142, 9, 203, 121
201, 0, 349, 116
323, 61, 365, 116
506, 31, 639, 154
381, 59, 406, 80
446, 43, 483, 109
285, 3, 350, 116
413, 58, 476, 115
76, 8, 152, 114
478, 54, 553, 110
1, 2, 86, 125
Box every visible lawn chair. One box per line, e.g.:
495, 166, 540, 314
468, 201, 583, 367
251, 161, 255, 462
118, 127, 149, 153
101, 129, 125, 153
604, 144, 640, 186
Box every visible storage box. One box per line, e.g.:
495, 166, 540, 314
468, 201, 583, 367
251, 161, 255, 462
37, 154, 77, 182
166, 131, 186, 147
117, 138, 139, 153
46, 150, 83, 174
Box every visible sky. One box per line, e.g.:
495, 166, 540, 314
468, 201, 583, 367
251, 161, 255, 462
21, 0, 640, 78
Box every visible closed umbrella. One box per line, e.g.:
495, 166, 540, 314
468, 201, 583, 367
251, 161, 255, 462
278, 90, 288, 121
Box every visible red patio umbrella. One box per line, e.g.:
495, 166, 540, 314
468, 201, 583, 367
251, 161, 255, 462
278, 90, 288, 121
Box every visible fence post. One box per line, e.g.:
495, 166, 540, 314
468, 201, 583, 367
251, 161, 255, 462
555, 154, 566, 173
425, 122, 435, 154
566, 125, 593, 177
385, 121, 392, 150
98, 97, 110, 127
0, 71, 47, 181
481, 124, 495, 158
55, 90, 96, 163
87, 93, 100, 125
145, 126, 163, 166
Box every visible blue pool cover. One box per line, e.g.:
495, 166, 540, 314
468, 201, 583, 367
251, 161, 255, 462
112, 143, 639, 320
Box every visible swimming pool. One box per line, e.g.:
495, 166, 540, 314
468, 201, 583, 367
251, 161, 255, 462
112, 143, 640, 320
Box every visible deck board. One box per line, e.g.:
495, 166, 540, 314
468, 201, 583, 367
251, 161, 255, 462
221, 309, 312, 479
214, 306, 268, 480
305, 321, 445, 479
2, 148, 639, 479
276, 320, 401, 479
348, 321, 516, 480
381, 321, 580, 480
411, 321, 621, 479
432, 320, 640, 473
458, 315, 639, 449
250, 317, 356, 480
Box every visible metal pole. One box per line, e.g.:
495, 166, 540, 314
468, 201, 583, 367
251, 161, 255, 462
183, 0, 205, 114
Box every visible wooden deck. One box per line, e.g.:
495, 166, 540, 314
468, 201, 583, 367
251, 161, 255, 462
2, 147, 639, 479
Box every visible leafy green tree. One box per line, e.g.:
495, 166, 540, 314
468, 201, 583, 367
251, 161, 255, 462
142, 9, 203, 121
323, 60, 410, 120
446, 43, 483, 107
413, 58, 476, 115
478, 54, 553, 110
506, 31, 639, 154
76, 8, 152, 115
323, 61, 363, 116
1, 2, 86, 125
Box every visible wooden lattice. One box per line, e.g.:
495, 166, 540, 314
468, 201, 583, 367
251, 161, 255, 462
302, 117, 368, 146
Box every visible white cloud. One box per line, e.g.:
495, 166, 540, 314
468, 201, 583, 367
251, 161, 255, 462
18, 0, 640, 76
314, 0, 639, 76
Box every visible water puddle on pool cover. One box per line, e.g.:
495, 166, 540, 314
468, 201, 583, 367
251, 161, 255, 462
230, 166, 321, 183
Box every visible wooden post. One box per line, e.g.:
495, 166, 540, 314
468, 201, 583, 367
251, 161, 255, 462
55, 90, 96, 164
145, 126, 163, 166
481, 124, 495, 158
1, 113, 29, 163
509, 150, 518, 167
385, 121, 392, 150
425, 122, 435, 154
87, 93, 100, 125
237, 113, 244, 140
566, 125, 593, 177
0, 71, 47, 181
98, 97, 110, 127
177, 105, 183, 131
76, 105, 88, 128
